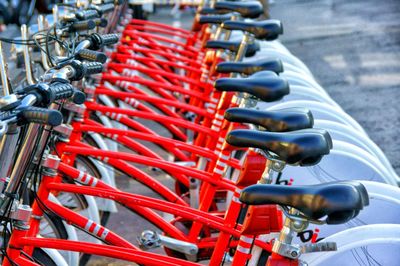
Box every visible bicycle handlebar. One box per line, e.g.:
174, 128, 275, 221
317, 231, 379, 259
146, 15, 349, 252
76, 49, 108, 63
19, 106, 63, 127
94, 18, 109, 28
21, 82, 75, 106
72, 89, 87, 105
46, 82, 76, 103
84, 62, 104, 75
69, 19, 96, 32
89, 3, 115, 16
76, 9, 100, 20
75, 33, 120, 52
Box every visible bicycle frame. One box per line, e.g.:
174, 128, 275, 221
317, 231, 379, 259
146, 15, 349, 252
5, 155, 276, 266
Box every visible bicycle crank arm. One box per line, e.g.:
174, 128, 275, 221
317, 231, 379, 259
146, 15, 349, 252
138, 230, 198, 256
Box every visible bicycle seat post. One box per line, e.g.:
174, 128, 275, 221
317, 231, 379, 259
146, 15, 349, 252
212, 14, 237, 41
258, 156, 286, 185
0, 42, 10, 95
234, 31, 252, 63
53, 5, 62, 56
21, 24, 37, 85
37, 15, 51, 70
272, 208, 307, 260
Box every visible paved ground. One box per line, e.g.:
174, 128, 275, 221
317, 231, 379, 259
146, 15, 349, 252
87, 0, 399, 265
271, 0, 400, 173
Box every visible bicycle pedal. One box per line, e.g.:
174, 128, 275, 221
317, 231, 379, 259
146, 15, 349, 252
175, 161, 196, 167
137, 230, 161, 250
301, 242, 337, 253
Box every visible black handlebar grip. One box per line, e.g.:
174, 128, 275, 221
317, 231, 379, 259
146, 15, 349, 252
48, 82, 75, 103
76, 9, 99, 20
76, 49, 107, 63
72, 89, 86, 104
70, 20, 96, 31
84, 62, 104, 75
102, 0, 116, 4
93, 18, 108, 28
20, 107, 63, 126
98, 3, 115, 14
101, 34, 119, 46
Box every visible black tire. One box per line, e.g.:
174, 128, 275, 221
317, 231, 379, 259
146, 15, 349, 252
41, 212, 69, 239
33, 213, 69, 265
32, 248, 58, 266
257, 249, 271, 266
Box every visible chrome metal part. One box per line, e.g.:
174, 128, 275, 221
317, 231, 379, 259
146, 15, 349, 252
41, 154, 61, 171
138, 230, 161, 249
159, 234, 198, 255
10, 204, 32, 222
272, 240, 301, 259
138, 230, 198, 256
63, 102, 86, 115
51, 66, 75, 81
37, 15, 50, 70
21, 24, 37, 85
53, 124, 73, 139
0, 95, 19, 111
301, 242, 337, 253
0, 42, 10, 95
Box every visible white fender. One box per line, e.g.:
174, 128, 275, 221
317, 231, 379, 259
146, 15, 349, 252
314, 119, 398, 180
263, 100, 367, 136
261, 85, 341, 108
280, 70, 326, 93
301, 224, 400, 265
253, 49, 312, 74
87, 157, 118, 213
48, 194, 79, 265
281, 140, 396, 186
41, 248, 68, 266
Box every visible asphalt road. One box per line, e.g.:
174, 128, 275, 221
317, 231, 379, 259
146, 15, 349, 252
271, 0, 400, 174
87, 0, 400, 265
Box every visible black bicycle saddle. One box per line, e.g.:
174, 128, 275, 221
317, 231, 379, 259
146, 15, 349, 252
198, 14, 233, 25
214, 76, 289, 102
200, 1, 263, 19
222, 20, 283, 40
216, 58, 283, 75
205, 40, 260, 57
225, 129, 332, 165
239, 181, 369, 224
224, 107, 314, 132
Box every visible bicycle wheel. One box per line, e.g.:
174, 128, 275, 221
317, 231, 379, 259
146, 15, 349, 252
301, 224, 400, 265
74, 155, 111, 226
32, 248, 64, 266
